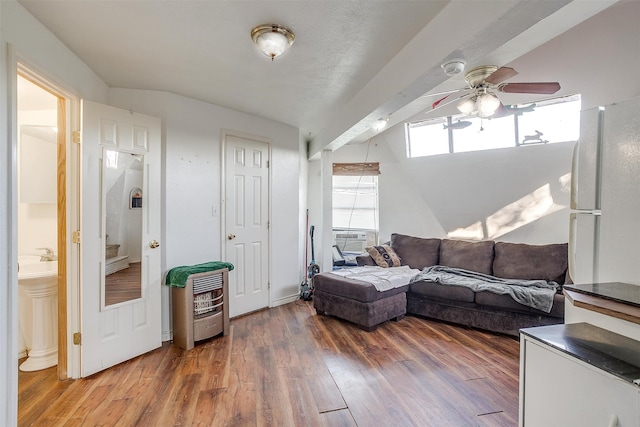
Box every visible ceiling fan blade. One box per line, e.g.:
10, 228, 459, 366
432, 94, 451, 110
429, 90, 473, 112
485, 67, 518, 85
419, 87, 463, 100
498, 82, 561, 94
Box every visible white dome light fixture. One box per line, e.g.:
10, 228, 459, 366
251, 24, 295, 61
476, 92, 500, 117
372, 118, 389, 132
457, 97, 476, 115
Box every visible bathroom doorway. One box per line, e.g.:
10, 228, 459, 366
16, 66, 75, 385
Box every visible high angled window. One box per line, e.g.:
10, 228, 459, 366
406, 95, 581, 158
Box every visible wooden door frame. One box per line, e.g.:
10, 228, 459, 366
220, 129, 272, 315
16, 60, 80, 380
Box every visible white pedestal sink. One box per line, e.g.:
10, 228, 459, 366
18, 255, 58, 372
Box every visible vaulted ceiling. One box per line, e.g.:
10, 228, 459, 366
18, 0, 619, 157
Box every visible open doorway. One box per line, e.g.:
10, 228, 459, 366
16, 66, 74, 402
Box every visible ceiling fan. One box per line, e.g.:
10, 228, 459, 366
431, 65, 560, 118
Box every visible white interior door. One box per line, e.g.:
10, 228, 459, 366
224, 134, 270, 317
80, 100, 162, 377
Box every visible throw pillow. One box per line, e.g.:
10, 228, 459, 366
366, 245, 402, 268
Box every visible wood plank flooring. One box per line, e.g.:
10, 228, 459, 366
105, 262, 142, 306
18, 300, 520, 426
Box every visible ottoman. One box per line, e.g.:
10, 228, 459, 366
313, 272, 408, 331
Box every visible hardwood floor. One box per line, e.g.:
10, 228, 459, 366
18, 300, 520, 426
105, 262, 141, 306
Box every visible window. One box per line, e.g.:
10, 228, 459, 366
406, 95, 581, 158
453, 114, 515, 153
332, 163, 379, 252
406, 118, 450, 157
105, 150, 119, 169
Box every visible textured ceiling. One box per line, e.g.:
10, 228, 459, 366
17, 0, 620, 152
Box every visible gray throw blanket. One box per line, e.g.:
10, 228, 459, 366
411, 265, 559, 313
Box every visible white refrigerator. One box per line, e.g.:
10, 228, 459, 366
570, 96, 640, 285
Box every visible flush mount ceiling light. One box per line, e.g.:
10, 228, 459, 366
372, 118, 389, 132
251, 24, 295, 61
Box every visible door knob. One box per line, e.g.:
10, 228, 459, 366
149, 240, 160, 248
228, 234, 236, 240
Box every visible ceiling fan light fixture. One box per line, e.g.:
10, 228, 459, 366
251, 24, 295, 61
476, 92, 501, 118
457, 97, 476, 115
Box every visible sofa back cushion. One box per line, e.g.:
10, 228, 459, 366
493, 242, 568, 284
390, 233, 440, 270
439, 239, 495, 275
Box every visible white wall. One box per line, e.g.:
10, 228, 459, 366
17, 110, 58, 257
507, 0, 640, 111
333, 128, 574, 245
108, 88, 303, 338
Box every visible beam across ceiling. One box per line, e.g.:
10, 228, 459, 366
307, 0, 617, 159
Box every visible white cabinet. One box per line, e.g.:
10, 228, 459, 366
520, 324, 640, 427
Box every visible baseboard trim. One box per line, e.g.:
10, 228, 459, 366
271, 293, 300, 307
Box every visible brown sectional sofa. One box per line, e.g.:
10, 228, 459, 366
313, 233, 569, 336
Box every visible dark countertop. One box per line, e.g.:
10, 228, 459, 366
521, 323, 640, 386
563, 282, 640, 308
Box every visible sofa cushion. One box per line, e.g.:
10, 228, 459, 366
493, 242, 568, 284
366, 245, 402, 268
409, 281, 475, 303
356, 253, 377, 266
475, 291, 565, 318
390, 233, 440, 270
439, 239, 495, 275
313, 272, 409, 303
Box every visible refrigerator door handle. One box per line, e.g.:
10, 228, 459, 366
569, 212, 577, 281
570, 143, 579, 210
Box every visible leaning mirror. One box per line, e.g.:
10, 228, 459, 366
103, 148, 144, 307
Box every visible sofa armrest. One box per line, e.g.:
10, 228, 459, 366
356, 254, 376, 266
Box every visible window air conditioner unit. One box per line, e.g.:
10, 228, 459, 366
333, 230, 368, 253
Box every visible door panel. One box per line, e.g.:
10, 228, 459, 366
225, 134, 269, 317
80, 100, 161, 377
597, 98, 640, 285
571, 107, 600, 210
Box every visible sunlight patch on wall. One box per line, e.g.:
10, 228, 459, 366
486, 184, 564, 239
559, 172, 571, 193
447, 221, 485, 240
447, 183, 566, 240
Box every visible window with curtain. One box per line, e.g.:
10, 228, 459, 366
332, 163, 380, 252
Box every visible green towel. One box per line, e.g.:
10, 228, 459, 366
165, 261, 234, 288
